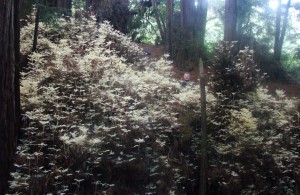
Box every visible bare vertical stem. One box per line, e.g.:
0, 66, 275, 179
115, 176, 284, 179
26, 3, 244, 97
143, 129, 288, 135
199, 58, 207, 195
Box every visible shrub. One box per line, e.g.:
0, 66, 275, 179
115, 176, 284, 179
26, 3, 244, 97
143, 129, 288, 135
209, 41, 263, 100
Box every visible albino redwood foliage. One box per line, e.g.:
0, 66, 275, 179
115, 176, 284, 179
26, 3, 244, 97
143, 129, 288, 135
10, 13, 300, 195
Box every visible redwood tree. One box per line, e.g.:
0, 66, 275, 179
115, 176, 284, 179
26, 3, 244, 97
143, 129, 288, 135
85, 0, 131, 33
274, 0, 291, 61
224, 0, 237, 41
166, 0, 173, 59
196, 0, 208, 57
0, 0, 20, 193
176, 0, 208, 63
180, 0, 207, 37
180, 0, 196, 31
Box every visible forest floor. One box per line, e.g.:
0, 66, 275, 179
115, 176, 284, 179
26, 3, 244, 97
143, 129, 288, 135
140, 44, 300, 98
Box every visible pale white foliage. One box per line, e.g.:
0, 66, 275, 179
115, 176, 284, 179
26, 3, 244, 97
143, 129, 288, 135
174, 86, 200, 104
229, 108, 257, 134
19, 14, 204, 153
247, 86, 297, 128
15, 12, 300, 194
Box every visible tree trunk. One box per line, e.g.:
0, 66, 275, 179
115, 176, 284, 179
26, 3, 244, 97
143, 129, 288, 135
274, 0, 291, 61
55, 0, 72, 16
177, 0, 208, 64
0, 0, 20, 193
166, 0, 173, 59
180, 0, 196, 31
85, 0, 131, 33
32, 7, 40, 52
274, 0, 282, 61
180, 0, 207, 40
15, 0, 21, 141
67, 0, 72, 11
224, 0, 237, 41
57, 0, 62, 8
63, 0, 72, 16
180, 0, 184, 27
86, 0, 92, 9
196, 0, 208, 57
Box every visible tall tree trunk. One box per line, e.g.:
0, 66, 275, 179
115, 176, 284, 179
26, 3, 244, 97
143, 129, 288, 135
63, 0, 72, 16
196, 0, 208, 57
0, 0, 20, 193
55, 0, 72, 16
274, 0, 291, 61
66, 0, 72, 15
180, 0, 184, 27
15, 0, 21, 141
177, 0, 208, 64
180, 0, 207, 39
166, 0, 173, 59
180, 0, 196, 31
86, 0, 93, 9
86, 0, 131, 33
32, 6, 40, 52
58, 0, 72, 16
274, 0, 282, 61
57, 0, 62, 8
224, 0, 237, 41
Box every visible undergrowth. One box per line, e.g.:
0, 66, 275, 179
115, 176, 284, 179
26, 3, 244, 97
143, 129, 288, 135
12, 13, 202, 194
9, 12, 300, 194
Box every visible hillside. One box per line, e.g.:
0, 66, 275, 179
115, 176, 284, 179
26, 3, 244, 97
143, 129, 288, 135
9, 15, 300, 194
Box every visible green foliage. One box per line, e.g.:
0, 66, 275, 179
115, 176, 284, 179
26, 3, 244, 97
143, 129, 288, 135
73, 0, 85, 10
20, 1, 59, 25
282, 50, 300, 81
128, 0, 166, 44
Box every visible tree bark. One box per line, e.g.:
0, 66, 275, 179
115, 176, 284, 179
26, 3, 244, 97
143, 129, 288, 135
15, 0, 21, 141
274, 0, 282, 61
43, 0, 71, 15
178, 0, 208, 61
54, 0, 72, 16
196, 0, 208, 57
224, 0, 237, 41
180, 0, 184, 27
180, 0, 196, 31
85, 0, 131, 33
67, 0, 72, 11
177, 0, 208, 64
166, 0, 173, 59
180, 0, 207, 40
0, 0, 20, 193
32, 7, 40, 52
86, 0, 93, 9
274, 0, 291, 61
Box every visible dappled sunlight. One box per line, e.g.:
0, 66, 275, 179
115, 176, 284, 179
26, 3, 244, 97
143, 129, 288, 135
8, 12, 300, 194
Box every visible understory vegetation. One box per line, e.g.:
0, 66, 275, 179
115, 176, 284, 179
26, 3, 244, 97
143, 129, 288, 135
10, 13, 300, 194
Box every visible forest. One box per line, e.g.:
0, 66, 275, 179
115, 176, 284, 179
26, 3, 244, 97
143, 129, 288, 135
0, 0, 300, 194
